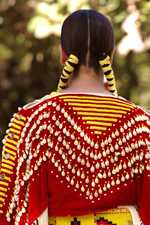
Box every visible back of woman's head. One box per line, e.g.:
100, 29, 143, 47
61, 9, 115, 72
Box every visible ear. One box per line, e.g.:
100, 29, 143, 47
60, 46, 68, 64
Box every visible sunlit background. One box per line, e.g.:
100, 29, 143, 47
0, 0, 150, 142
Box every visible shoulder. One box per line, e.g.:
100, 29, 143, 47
2, 92, 61, 149
20, 91, 60, 116
12, 92, 63, 144
125, 102, 150, 139
110, 96, 150, 134
118, 96, 150, 117
135, 104, 150, 118
130, 102, 150, 122
1, 92, 61, 162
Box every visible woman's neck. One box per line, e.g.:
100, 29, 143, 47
62, 65, 112, 95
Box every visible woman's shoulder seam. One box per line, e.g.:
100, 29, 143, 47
22, 92, 59, 110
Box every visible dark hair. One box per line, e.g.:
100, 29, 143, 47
61, 9, 115, 72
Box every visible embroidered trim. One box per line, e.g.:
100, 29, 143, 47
47, 207, 133, 225
0, 112, 27, 214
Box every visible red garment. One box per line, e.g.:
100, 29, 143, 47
0, 93, 150, 225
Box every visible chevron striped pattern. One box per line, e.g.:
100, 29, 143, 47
59, 95, 134, 135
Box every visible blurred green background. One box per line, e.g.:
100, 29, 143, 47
0, 0, 150, 144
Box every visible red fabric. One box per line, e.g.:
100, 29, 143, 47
0, 93, 150, 225
138, 171, 150, 225
47, 164, 136, 216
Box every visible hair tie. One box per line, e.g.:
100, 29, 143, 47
99, 55, 118, 96
57, 54, 79, 92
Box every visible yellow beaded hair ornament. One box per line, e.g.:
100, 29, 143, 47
99, 55, 118, 96
57, 54, 79, 92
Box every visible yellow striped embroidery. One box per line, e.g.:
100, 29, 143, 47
0, 112, 27, 214
60, 95, 134, 106
2, 163, 13, 170
5, 138, 18, 146
77, 112, 122, 118
86, 121, 112, 126
95, 131, 102, 135
1, 168, 13, 175
10, 123, 22, 130
83, 117, 117, 122
62, 99, 133, 108
90, 126, 107, 131
0, 192, 6, 197
70, 103, 131, 111
5, 143, 17, 151
2, 159, 15, 166
73, 107, 127, 114
11, 118, 25, 126
3, 176, 11, 182
0, 181, 9, 187
9, 128, 20, 135
14, 113, 26, 121
3, 154, 15, 161
0, 197, 5, 203
0, 187, 7, 192
59, 95, 135, 135
7, 133, 19, 140
3, 148, 16, 156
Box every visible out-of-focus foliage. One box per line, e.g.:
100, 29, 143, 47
0, 0, 150, 144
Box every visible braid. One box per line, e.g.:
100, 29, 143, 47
57, 54, 79, 92
99, 55, 118, 96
